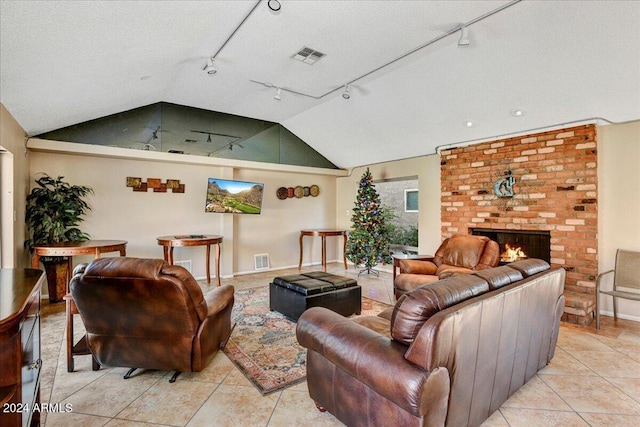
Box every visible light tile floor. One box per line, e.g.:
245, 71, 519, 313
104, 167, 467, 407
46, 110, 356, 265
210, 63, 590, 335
38, 263, 640, 426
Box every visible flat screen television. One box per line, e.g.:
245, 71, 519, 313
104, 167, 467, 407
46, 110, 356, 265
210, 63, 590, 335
205, 178, 264, 214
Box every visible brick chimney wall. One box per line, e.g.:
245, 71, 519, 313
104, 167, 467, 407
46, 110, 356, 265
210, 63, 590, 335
440, 124, 597, 325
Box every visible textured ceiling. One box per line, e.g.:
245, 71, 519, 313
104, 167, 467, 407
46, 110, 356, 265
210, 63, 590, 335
1, 0, 639, 168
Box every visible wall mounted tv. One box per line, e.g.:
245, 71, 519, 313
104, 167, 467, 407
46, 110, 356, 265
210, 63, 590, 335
205, 178, 264, 214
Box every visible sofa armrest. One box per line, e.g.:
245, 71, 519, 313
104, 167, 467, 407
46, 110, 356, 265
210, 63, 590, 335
399, 259, 437, 275
204, 285, 235, 316
296, 307, 450, 417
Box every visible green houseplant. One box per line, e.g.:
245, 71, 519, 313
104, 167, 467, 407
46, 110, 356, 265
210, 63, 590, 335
25, 174, 93, 302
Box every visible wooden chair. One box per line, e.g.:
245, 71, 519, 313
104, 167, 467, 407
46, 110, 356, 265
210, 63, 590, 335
596, 249, 640, 329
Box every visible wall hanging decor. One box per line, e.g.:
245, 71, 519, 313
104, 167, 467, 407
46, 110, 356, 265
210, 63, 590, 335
276, 185, 319, 199
481, 161, 532, 211
127, 177, 185, 193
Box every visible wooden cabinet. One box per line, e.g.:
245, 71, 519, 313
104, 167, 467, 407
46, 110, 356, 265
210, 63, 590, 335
0, 269, 44, 427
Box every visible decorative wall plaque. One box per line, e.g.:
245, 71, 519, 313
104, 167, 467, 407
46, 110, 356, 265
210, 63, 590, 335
127, 177, 184, 193
483, 162, 531, 211
276, 185, 320, 199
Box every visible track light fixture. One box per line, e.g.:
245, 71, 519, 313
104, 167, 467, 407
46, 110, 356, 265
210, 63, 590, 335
274, 87, 282, 100
342, 85, 352, 100
458, 26, 470, 47
203, 57, 217, 74
267, 0, 281, 12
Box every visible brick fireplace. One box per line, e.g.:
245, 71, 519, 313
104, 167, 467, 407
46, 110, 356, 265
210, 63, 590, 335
470, 228, 551, 265
440, 124, 597, 325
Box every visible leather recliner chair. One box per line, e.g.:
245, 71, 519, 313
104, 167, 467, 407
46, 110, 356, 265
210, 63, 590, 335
394, 234, 500, 300
70, 257, 235, 382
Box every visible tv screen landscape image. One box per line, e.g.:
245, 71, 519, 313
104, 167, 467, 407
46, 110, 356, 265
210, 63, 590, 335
205, 178, 264, 214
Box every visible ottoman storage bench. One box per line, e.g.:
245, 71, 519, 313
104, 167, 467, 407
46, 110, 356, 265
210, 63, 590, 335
269, 271, 361, 322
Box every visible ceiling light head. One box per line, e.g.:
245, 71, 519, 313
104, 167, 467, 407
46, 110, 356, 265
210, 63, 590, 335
274, 88, 282, 101
510, 109, 525, 117
342, 85, 351, 100
465, 121, 476, 128
458, 26, 470, 47
267, 0, 281, 12
203, 57, 217, 74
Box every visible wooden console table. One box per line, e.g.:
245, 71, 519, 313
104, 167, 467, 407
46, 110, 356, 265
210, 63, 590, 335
0, 269, 45, 427
31, 240, 127, 373
298, 229, 348, 272
157, 235, 222, 286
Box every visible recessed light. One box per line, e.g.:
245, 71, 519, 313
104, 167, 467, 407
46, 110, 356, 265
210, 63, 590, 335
465, 121, 476, 128
510, 109, 525, 117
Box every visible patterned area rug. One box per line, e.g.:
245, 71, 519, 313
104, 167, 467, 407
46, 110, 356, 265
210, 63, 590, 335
222, 286, 391, 395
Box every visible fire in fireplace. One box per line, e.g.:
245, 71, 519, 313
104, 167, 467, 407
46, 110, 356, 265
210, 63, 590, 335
470, 228, 551, 264
502, 243, 527, 262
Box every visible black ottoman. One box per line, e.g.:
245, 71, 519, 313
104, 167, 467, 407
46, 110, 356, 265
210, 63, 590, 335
269, 271, 361, 322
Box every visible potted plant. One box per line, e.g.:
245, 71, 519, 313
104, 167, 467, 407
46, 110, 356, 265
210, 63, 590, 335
25, 174, 93, 302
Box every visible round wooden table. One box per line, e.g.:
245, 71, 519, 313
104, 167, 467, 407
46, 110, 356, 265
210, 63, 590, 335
30, 239, 127, 373
298, 229, 348, 272
157, 235, 222, 286
31, 239, 128, 281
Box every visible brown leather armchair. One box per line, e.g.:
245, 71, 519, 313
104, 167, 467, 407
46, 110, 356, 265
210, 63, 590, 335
394, 234, 499, 300
70, 257, 235, 382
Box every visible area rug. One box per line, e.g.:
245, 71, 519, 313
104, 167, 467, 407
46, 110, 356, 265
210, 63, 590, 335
222, 286, 391, 395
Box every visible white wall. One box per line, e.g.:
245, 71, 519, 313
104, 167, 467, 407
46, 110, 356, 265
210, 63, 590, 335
0, 103, 30, 269
598, 120, 640, 322
28, 145, 340, 281
233, 168, 336, 274
336, 155, 442, 265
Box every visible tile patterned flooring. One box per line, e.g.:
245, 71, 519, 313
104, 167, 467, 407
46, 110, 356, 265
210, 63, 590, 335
38, 263, 640, 426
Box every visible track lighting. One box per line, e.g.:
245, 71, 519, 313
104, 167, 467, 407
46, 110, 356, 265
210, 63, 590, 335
274, 88, 281, 101
458, 26, 470, 47
203, 57, 217, 74
342, 85, 351, 100
267, 0, 281, 12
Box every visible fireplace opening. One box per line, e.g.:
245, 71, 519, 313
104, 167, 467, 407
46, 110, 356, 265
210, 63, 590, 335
470, 228, 551, 264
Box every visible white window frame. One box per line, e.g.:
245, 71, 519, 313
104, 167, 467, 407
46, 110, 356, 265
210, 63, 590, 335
404, 188, 419, 212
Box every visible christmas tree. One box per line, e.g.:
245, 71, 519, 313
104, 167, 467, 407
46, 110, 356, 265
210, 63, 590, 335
346, 168, 393, 275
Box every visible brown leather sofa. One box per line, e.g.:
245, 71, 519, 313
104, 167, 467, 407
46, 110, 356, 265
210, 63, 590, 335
296, 259, 565, 427
70, 257, 235, 381
394, 234, 500, 300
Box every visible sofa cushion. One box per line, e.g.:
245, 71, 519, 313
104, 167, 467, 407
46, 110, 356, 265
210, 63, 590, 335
390, 275, 489, 345
435, 265, 474, 278
508, 259, 550, 277
441, 234, 489, 269
352, 316, 392, 338
473, 266, 524, 290
394, 273, 440, 294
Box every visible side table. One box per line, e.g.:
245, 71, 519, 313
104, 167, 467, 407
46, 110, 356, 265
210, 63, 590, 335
298, 229, 348, 272
31, 240, 127, 373
157, 235, 222, 286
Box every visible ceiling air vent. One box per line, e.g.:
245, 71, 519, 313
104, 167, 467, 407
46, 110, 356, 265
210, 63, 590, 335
292, 47, 326, 64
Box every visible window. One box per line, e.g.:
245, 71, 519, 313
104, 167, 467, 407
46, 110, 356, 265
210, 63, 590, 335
405, 189, 418, 212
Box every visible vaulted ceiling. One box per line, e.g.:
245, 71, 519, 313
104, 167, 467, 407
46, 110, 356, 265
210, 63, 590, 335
1, 1, 638, 168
